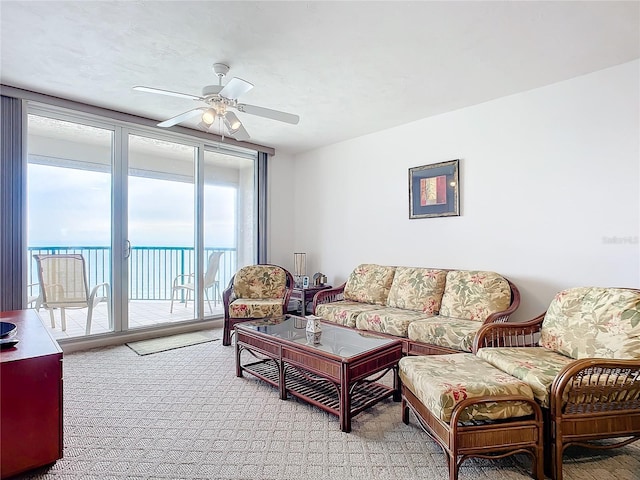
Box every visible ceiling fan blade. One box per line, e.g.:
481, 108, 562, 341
133, 86, 202, 101
157, 107, 206, 128
232, 124, 250, 141
237, 103, 300, 125
218, 77, 254, 100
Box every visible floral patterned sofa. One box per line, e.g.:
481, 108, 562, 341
313, 264, 520, 355
474, 286, 640, 480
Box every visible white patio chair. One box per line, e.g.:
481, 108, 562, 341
27, 283, 42, 310
170, 251, 223, 314
34, 254, 111, 335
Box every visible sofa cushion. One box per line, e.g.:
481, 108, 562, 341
540, 287, 640, 360
386, 267, 447, 314
343, 264, 396, 305
399, 353, 535, 423
229, 299, 284, 319
440, 270, 511, 322
315, 301, 383, 328
233, 265, 287, 299
476, 347, 574, 408
355, 307, 429, 338
407, 316, 483, 352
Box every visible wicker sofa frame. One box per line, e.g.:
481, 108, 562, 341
313, 275, 520, 355
473, 306, 640, 480
402, 387, 544, 480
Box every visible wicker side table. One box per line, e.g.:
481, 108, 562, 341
288, 285, 331, 316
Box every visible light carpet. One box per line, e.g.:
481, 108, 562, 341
126, 332, 218, 355
18, 328, 640, 480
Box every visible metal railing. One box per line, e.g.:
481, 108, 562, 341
27, 246, 236, 301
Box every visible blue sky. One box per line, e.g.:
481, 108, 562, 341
28, 164, 236, 248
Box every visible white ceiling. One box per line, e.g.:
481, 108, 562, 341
1, 1, 639, 155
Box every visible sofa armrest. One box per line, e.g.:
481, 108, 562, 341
450, 394, 543, 427
484, 279, 521, 324
550, 358, 640, 417
473, 313, 545, 353
312, 283, 346, 314
222, 275, 237, 318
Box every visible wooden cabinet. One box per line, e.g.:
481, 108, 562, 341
1, 310, 63, 479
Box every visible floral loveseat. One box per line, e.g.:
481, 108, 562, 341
474, 286, 640, 480
313, 264, 520, 355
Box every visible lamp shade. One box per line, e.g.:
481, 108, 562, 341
293, 253, 306, 276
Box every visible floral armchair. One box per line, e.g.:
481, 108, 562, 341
222, 264, 294, 346
474, 286, 640, 480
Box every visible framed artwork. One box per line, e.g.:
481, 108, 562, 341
409, 159, 460, 219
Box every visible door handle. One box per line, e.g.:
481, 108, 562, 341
125, 240, 131, 259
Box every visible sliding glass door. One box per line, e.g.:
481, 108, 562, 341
26, 106, 259, 340
202, 148, 256, 310
27, 113, 114, 337
127, 134, 197, 327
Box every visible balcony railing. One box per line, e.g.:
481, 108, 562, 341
27, 246, 236, 301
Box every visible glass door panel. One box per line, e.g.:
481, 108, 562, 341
203, 149, 256, 314
128, 134, 196, 328
26, 114, 113, 339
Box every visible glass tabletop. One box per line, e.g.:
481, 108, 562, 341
236, 315, 399, 359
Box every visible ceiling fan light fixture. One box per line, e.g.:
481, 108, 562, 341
134, 62, 299, 139
201, 108, 217, 125
224, 111, 242, 131
223, 117, 236, 134
197, 121, 212, 132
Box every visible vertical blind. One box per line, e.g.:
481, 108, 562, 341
257, 151, 268, 264
0, 95, 26, 311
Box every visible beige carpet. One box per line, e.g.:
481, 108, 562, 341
126, 332, 218, 355
18, 328, 640, 480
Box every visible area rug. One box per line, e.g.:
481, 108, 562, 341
126, 332, 218, 355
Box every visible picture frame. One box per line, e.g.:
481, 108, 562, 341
302, 276, 309, 288
409, 159, 460, 219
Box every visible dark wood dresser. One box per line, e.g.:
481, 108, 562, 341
0, 309, 63, 478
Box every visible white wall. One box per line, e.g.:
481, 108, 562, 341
267, 151, 296, 271
280, 60, 639, 321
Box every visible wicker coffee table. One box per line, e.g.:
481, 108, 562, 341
235, 315, 403, 432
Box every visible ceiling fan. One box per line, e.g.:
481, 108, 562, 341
133, 63, 300, 141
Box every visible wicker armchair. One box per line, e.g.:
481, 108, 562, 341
474, 287, 640, 480
222, 264, 294, 346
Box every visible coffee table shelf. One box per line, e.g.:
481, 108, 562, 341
243, 358, 395, 415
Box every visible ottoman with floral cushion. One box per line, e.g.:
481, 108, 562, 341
474, 286, 640, 480
314, 264, 520, 355
399, 353, 544, 480
222, 264, 294, 346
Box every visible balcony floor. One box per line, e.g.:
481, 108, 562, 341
35, 299, 224, 340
